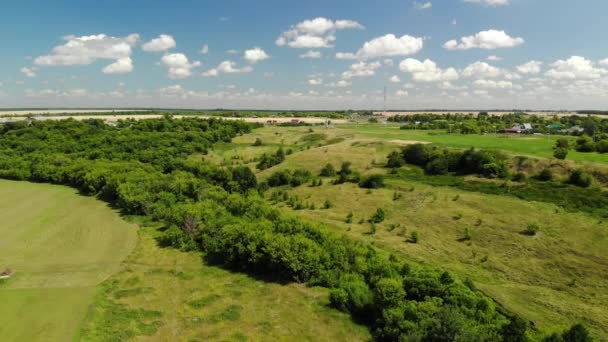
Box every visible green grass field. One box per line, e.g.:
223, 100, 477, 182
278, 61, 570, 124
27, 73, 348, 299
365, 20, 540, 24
0, 179, 138, 341
207, 124, 608, 339
80, 223, 370, 341
0, 179, 369, 342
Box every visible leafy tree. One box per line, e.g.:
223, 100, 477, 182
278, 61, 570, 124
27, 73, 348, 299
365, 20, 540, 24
562, 323, 592, 342
537, 168, 554, 182
252, 137, 263, 146
501, 316, 528, 342
319, 163, 336, 177
575, 135, 595, 152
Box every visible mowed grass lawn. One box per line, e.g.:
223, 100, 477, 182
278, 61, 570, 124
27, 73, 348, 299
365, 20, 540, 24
80, 225, 370, 341
0, 180, 138, 342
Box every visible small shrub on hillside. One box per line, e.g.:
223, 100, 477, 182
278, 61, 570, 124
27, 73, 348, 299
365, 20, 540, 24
369, 208, 386, 223
568, 169, 593, 188
536, 168, 554, 182
393, 192, 402, 201
562, 323, 592, 342
512, 172, 527, 182
252, 138, 263, 146
323, 199, 332, 209
386, 151, 404, 168
408, 231, 419, 243
359, 174, 385, 189
522, 223, 540, 236
345, 212, 353, 223
369, 223, 377, 235
460, 228, 472, 241
553, 147, 568, 160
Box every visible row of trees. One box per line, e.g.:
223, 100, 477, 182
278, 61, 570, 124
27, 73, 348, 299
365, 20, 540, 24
388, 144, 510, 179
388, 112, 608, 137
0, 118, 590, 341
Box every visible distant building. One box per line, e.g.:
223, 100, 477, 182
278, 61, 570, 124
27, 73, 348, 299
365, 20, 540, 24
503, 123, 533, 134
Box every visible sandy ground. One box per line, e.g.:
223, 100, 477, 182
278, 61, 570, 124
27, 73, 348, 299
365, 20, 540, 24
388, 139, 431, 145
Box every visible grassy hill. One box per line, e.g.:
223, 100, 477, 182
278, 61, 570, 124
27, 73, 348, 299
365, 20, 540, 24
206, 124, 608, 339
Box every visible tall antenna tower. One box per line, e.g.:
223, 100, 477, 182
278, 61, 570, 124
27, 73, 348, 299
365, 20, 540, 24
383, 86, 387, 115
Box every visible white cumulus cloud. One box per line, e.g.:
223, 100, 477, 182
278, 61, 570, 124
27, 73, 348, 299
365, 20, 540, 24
414, 2, 432, 10
399, 58, 459, 82
202, 61, 253, 77
473, 79, 513, 89
464, 0, 509, 6
336, 52, 357, 60
300, 50, 322, 59
356, 34, 424, 59
545, 56, 607, 80
390, 75, 401, 83
516, 60, 543, 74
342, 61, 381, 79
444, 30, 524, 50
102, 57, 133, 74
243, 47, 269, 64
20, 67, 36, 77
161, 53, 200, 79
142, 34, 176, 52
276, 17, 364, 49
462, 61, 501, 78
34, 33, 139, 74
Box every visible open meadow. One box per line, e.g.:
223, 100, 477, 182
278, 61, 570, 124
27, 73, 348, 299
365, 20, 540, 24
0, 180, 137, 341
206, 123, 608, 339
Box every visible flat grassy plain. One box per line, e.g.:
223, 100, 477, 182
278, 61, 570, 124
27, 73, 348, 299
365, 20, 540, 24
0, 179, 138, 341
209, 124, 608, 339
80, 224, 370, 341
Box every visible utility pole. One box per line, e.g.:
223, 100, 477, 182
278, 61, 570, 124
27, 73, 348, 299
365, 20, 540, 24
383, 86, 387, 116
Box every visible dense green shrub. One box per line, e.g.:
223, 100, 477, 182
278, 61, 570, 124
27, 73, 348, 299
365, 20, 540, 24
359, 174, 385, 189
369, 208, 385, 223
575, 135, 595, 152
386, 151, 404, 168
256, 147, 285, 170
319, 163, 336, 177
568, 169, 593, 188
537, 168, 554, 182
553, 147, 568, 160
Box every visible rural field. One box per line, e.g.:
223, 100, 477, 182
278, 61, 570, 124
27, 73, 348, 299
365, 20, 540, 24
207, 124, 608, 338
0, 180, 137, 341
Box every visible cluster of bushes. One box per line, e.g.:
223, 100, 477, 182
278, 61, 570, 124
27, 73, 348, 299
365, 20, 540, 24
266, 168, 312, 187
575, 135, 608, 153
256, 147, 286, 170
389, 144, 509, 179
0, 118, 590, 340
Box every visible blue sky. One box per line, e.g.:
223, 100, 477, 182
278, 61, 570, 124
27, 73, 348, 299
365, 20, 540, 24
1, 0, 607, 110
